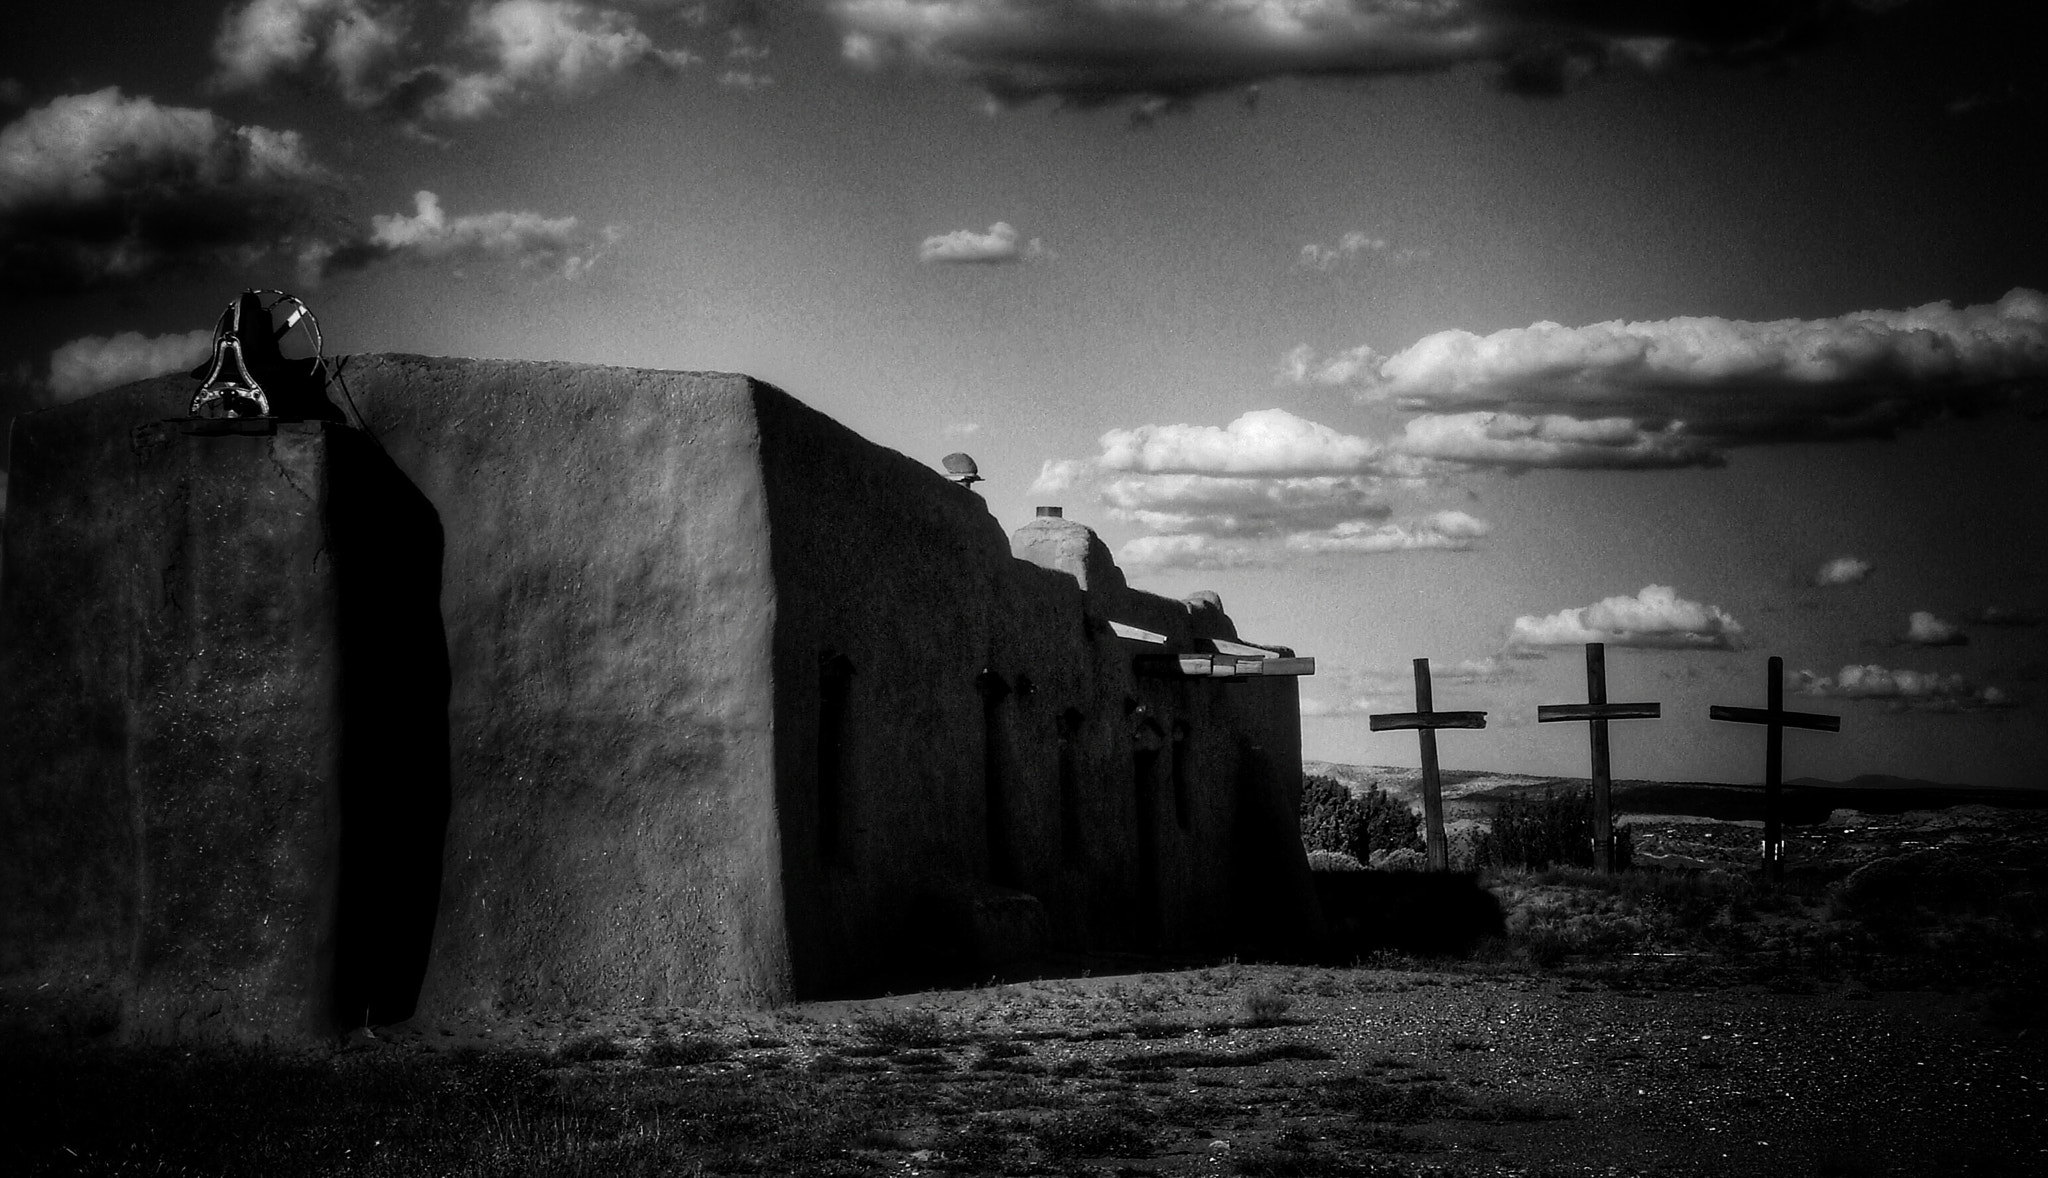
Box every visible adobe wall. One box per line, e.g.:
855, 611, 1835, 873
754, 395, 1325, 991
325, 356, 793, 1016
1, 359, 797, 1038
0, 405, 435, 1041
1, 355, 1323, 1035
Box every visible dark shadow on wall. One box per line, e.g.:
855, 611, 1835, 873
325, 429, 451, 1027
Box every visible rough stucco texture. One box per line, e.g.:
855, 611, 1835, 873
1, 354, 1324, 1036
0, 414, 347, 1041
332, 356, 791, 1017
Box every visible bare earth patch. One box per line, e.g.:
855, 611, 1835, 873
4, 957, 2042, 1177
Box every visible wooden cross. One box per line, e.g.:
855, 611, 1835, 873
1369, 658, 1486, 872
1536, 643, 1660, 874
1709, 655, 1841, 881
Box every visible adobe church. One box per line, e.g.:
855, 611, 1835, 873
0, 355, 1323, 1042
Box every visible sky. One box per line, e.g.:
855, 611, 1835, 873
3, 1, 2044, 789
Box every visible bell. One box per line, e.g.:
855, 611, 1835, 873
189, 293, 273, 418
189, 290, 342, 422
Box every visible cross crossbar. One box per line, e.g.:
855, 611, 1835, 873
1707, 705, 1840, 732
1537, 702, 1661, 723
1368, 711, 1487, 731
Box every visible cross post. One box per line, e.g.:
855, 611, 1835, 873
1709, 656, 1841, 882
1369, 658, 1486, 871
1536, 642, 1661, 874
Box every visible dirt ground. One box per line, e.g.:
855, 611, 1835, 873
332, 957, 2045, 1178
6, 806, 2042, 1176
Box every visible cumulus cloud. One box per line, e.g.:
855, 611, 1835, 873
302, 190, 620, 281
1903, 610, 1967, 646
1099, 408, 1385, 476
1118, 533, 1272, 571
1392, 411, 1722, 471
212, 0, 702, 123
830, 0, 1850, 110
1791, 664, 2017, 713
212, 0, 410, 106
1509, 585, 1744, 651
1103, 473, 1393, 537
1813, 556, 1872, 586
918, 221, 1046, 264
45, 330, 214, 404
1296, 231, 1429, 273
0, 88, 338, 292
1286, 510, 1490, 554
1295, 289, 2048, 455
1044, 407, 1473, 571
1027, 457, 1091, 497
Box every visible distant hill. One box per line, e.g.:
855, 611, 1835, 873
1301, 762, 2048, 826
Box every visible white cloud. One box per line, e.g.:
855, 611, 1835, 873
1284, 341, 1382, 387
1118, 533, 1271, 571
1392, 411, 1722, 471
1099, 408, 1385, 476
0, 88, 337, 291
918, 221, 1045, 264
1295, 231, 1429, 273
1813, 556, 1872, 586
1903, 610, 1967, 646
1791, 664, 2016, 712
942, 421, 980, 437
303, 190, 620, 280
1103, 473, 1393, 537
212, 0, 408, 106
830, 0, 1844, 109
1509, 585, 1744, 651
46, 330, 214, 404
1285, 510, 1490, 554
1027, 458, 1091, 497
211, 0, 702, 123
1042, 408, 1469, 569
431, 0, 698, 119
1303, 289, 2048, 453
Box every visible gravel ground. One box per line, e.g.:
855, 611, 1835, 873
371, 962, 2047, 1177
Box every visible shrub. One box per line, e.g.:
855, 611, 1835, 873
1472, 788, 1632, 872
1368, 847, 1427, 872
851, 1007, 948, 1049
1306, 849, 1365, 872
1300, 775, 1424, 862
1240, 987, 1292, 1026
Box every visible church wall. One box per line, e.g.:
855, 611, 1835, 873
0, 355, 1324, 1035
337, 357, 793, 1016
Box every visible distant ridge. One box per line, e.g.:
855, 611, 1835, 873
1302, 762, 2048, 826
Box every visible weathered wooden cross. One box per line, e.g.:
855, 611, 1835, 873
1369, 658, 1486, 872
1709, 655, 1841, 881
1536, 642, 1660, 874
